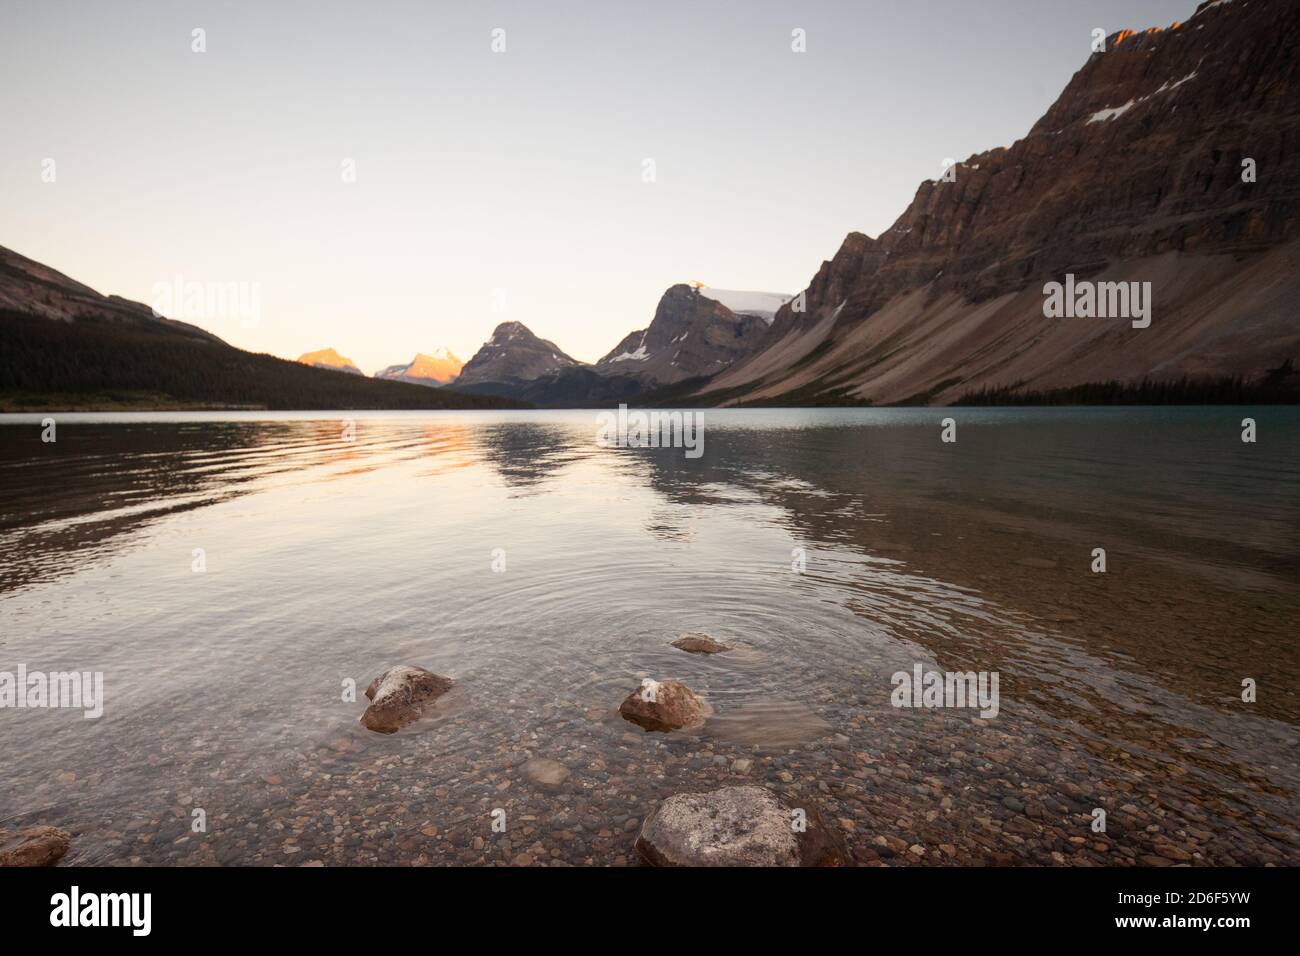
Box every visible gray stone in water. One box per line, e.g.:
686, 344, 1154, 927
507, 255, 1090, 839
635, 786, 843, 867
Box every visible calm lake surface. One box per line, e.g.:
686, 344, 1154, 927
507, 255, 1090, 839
1, 408, 1296, 866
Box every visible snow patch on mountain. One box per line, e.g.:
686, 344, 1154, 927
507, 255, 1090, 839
1088, 100, 1137, 123
609, 344, 650, 362
1088, 70, 1200, 124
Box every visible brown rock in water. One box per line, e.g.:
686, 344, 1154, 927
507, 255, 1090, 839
619, 679, 709, 732
635, 786, 844, 867
671, 633, 732, 654
360, 665, 453, 734
0, 826, 70, 867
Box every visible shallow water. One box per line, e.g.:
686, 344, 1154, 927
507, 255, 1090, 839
1, 408, 1296, 866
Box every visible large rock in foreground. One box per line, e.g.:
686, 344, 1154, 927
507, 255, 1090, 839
0, 826, 70, 867
360, 665, 453, 734
619, 679, 709, 732
635, 786, 843, 867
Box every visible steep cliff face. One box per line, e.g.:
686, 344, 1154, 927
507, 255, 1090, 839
704, 0, 1300, 405
765, 233, 880, 341
596, 284, 770, 385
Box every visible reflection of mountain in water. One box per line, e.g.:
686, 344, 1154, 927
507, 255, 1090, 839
472, 422, 588, 491
2, 421, 301, 593
622, 411, 1300, 728
3, 410, 1297, 866
5, 411, 1297, 742
0, 419, 489, 594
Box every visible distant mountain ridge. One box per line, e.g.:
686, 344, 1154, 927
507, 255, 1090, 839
445, 284, 789, 406
0, 246, 524, 411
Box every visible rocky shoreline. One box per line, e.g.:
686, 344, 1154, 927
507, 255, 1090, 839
11, 631, 1294, 868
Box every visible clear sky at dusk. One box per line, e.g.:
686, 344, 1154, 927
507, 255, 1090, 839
1, 0, 1195, 372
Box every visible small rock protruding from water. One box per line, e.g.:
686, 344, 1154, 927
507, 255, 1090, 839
671, 633, 732, 654
619, 678, 709, 732
360, 665, 453, 734
520, 757, 570, 788
0, 826, 70, 867
635, 786, 844, 867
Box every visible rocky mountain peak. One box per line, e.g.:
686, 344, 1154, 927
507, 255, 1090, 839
297, 348, 363, 375
454, 321, 580, 387
374, 350, 463, 387
595, 282, 770, 385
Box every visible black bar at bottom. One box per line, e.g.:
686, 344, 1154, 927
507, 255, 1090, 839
0, 865, 1287, 941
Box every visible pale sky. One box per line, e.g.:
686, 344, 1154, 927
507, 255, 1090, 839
1, 0, 1193, 372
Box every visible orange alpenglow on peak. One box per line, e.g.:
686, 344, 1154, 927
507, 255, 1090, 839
373, 349, 464, 386
405, 350, 463, 382
296, 348, 363, 375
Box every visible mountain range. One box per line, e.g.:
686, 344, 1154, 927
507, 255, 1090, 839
3, 0, 1297, 411
685, 0, 1300, 405
349, 0, 1300, 408
440, 285, 792, 405
294, 347, 465, 386
0, 247, 522, 412
288, 284, 792, 406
